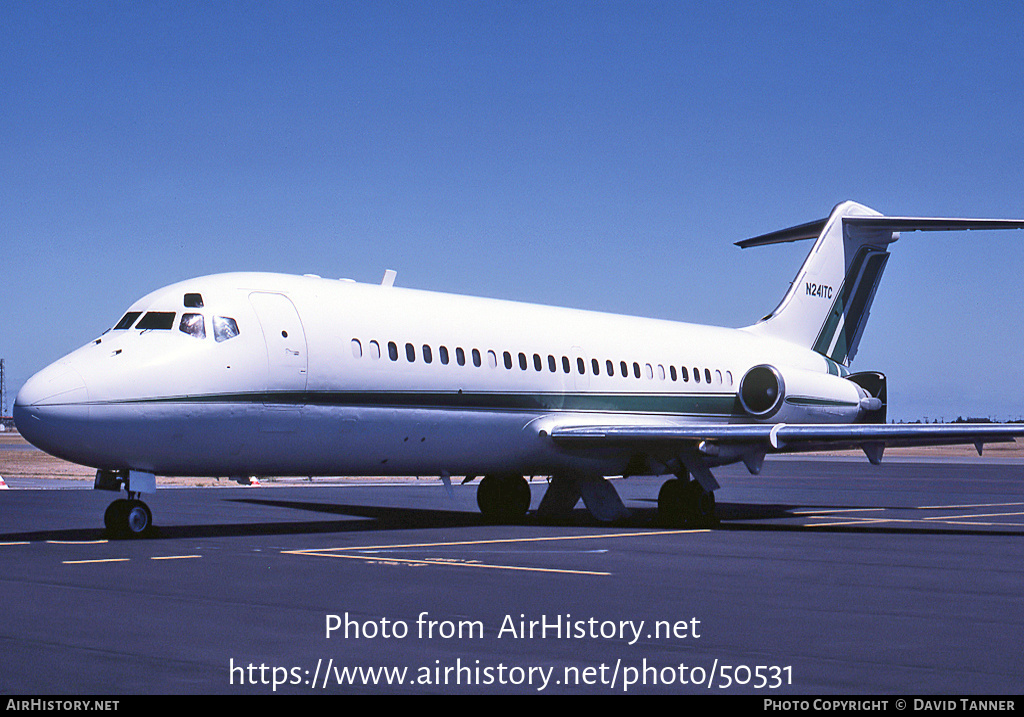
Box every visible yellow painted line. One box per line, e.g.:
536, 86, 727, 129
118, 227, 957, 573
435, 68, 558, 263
918, 501, 1024, 510
792, 508, 885, 515
284, 529, 709, 556
805, 517, 895, 527
62, 558, 130, 565
303, 551, 611, 576
923, 511, 1024, 521
150, 555, 202, 560
283, 529, 708, 577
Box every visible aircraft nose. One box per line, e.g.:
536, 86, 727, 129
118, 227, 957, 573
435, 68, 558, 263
13, 364, 91, 459
15, 365, 89, 407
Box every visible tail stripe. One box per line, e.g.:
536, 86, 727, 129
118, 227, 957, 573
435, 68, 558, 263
812, 247, 889, 363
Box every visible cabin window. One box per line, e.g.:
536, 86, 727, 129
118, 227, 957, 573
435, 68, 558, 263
681, 366, 689, 382
213, 316, 240, 343
351, 338, 362, 358
715, 369, 723, 384
577, 357, 585, 375
503, 351, 513, 369
670, 366, 677, 381
726, 371, 733, 385
114, 311, 142, 330
519, 352, 528, 370
184, 293, 204, 308
456, 347, 466, 366
633, 362, 641, 378
548, 355, 557, 372
475, 349, 484, 367
562, 356, 570, 374
620, 361, 628, 378
179, 313, 205, 339
657, 364, 666, 380
439, 346, 449, 365
487, 350, 498, 368
136, 312, 176, 330
534, 354, 543, 371
422, 345, 432, 363
645, 363, 654, 380
705, 368, 712, 384
694, 368, 701, 383
406, 343, 416, 362
388, 341, 399, 361
369, 340, 381, 360
606, 360, 614, 377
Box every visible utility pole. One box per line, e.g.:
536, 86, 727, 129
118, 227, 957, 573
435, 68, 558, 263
0, 359, 6, 425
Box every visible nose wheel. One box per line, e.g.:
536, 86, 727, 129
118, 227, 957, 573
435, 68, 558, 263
103, 497, 153, 538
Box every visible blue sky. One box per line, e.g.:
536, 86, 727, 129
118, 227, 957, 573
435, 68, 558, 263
3, 1, 1024, 421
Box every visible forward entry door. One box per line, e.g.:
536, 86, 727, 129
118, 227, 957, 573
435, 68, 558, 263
249, 292, 308, 402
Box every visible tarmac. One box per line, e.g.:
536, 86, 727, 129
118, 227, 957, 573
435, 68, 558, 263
1, 433, 1023, 694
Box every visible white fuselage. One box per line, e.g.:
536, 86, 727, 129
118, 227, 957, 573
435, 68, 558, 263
15, 272, 851, 479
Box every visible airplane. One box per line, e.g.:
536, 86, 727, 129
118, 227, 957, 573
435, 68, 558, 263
13, 200, 1024, 537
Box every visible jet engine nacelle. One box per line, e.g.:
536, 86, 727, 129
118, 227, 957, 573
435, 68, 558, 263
738, 364, 883, 424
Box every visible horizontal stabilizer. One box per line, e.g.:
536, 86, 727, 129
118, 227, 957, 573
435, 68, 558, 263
738, 214, 1024, 248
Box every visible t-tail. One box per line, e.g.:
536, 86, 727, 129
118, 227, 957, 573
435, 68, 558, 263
739, 200, 1024, 366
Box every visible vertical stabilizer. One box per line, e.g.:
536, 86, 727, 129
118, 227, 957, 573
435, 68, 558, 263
741, 201, 893, 365
738, 202, 1024, 366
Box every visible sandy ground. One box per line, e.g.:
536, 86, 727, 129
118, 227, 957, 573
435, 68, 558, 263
2, 429, 1022, 487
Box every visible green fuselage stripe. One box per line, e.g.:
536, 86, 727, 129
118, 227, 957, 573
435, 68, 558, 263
90, 390, 745, 417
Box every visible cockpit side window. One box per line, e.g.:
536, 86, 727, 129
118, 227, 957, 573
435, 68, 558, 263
184, 293, 204, 308
136, 312, 176, 330
113, 311, 142, 330
179, 313, 206, 339
213, 316, 240, 342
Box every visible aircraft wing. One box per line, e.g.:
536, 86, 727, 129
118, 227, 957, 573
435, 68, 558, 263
548, 420, 1024, 464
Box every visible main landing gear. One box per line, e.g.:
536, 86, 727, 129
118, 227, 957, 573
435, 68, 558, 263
475, 473, 532, 522
657, 473, 717, 527
95, 469, 156, 538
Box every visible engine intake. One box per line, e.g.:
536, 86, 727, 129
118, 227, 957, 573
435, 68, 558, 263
738, 365, 784, 418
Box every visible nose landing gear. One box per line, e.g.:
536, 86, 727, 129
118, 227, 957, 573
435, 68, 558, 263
95, 469, 156, 538
103, 498, 153, 537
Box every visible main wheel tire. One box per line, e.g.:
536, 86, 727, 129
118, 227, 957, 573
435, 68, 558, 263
477, 474, 531, 522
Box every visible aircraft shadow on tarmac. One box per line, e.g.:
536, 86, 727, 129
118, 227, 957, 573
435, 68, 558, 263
2, 498, 1021, 543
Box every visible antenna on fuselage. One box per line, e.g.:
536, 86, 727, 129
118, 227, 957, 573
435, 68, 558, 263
381, 269, 397, 287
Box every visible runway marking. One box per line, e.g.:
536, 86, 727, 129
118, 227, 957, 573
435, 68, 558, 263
793, 508, 886, 515
0, 541, 31, 546
307, 551, 612, 576
47, 540, 108, 545
800, 501, 1024, 528
284, 529, 709, 576
62, 558, 130, 564
918, 501, 1024, 510
150, 554, 202, 560
923, 510, 1024, 521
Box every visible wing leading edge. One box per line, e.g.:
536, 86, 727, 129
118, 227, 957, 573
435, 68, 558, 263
549, 421, 1024, 465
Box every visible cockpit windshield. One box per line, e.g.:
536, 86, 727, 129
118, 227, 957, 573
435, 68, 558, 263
110, 307, 240, 342
135, 312, 177, 330
213, 316, 240, 342
179, 313, 205, 339
113, 311, 142, 330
